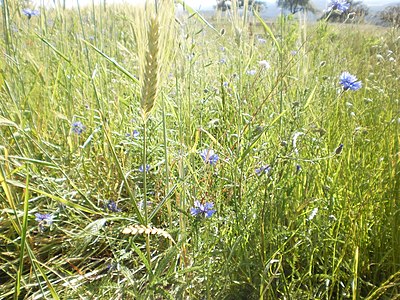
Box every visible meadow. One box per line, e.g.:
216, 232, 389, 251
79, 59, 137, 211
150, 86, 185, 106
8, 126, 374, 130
0, 0, 399, 299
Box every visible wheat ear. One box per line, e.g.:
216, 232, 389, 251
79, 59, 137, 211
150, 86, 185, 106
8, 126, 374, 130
140, 16, 160, 118
122, 224, 175, 244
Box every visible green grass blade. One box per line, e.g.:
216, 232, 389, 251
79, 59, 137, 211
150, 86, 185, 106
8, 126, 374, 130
238, 110, 287, 163
26, 246, 60, 300
253, 10, 281, 53
102, 125, 145, 224
0, 115, 18, 127
5, 179, 100, 214
35, 34, 72, 63
175, 0, 219, 35
82, 39, 140, 85
14, 166, 30, 299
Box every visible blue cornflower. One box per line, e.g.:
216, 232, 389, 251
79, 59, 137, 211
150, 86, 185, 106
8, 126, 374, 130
339, 72, 362, 91
132, 130, 140, 138
139, 164, 150, 172
35, 213, 53, 224
200, 149, 219, 165
127, 130, 140, 139
190, 200, 216, 218
327, 0, 350, 13
22, 8, 40, 19
35, 213, 53, 232
255, 165, 271, 176
71, 121, 86, 134
246, 69, 257, 76
106, 200, 121, 212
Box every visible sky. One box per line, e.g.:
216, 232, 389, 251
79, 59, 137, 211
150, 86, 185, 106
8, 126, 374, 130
31, 0, 398, 9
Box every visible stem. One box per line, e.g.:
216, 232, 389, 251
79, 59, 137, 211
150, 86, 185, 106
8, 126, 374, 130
2, 0, 12, 56
162, 94, 172, 229
143, 116, 151, 268
143, 117, 148, 225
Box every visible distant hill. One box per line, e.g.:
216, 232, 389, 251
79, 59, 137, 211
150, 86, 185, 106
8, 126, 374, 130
368, 1, 400, 13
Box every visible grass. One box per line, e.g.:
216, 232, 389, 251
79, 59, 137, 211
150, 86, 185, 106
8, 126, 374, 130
0, 0, 399, 299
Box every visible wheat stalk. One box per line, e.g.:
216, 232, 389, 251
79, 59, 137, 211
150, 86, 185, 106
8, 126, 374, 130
140, 16, 160, 118
133, 0, 176, 120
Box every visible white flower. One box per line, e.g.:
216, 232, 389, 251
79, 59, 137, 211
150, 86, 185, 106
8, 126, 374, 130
292, 131, 304, 155
308, 208, 318, 221
258, 60, 271, 69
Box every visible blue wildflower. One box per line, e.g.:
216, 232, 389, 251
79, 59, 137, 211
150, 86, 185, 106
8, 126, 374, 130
190, 200, 216, 218
132, 130, 140, 138
35, 213, 53, 224
200, 149, 219, 165
257, 38, 267, 44
246, 69, 257, 76
327, 0, 350, 13
139, 164, 150, 172
35, 213, 53, 232
22, 8, 40, 19
71, 121, 86, 134
296, 164, 302, 173
127, 130, 140, 139
339, 72, 362, 91
255, 165, 271, 176
106, 200, 121, 212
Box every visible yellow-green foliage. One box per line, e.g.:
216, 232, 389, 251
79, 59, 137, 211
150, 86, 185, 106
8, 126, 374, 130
0, 2, 399, 299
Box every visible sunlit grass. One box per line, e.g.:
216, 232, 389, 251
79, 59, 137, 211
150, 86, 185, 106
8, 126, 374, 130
0, 1, 399, 299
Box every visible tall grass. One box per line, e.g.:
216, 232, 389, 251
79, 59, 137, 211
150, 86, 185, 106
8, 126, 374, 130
0, 1, 399, 299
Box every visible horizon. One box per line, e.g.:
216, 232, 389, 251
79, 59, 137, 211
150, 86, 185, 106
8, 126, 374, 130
30, 0, 400, 10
